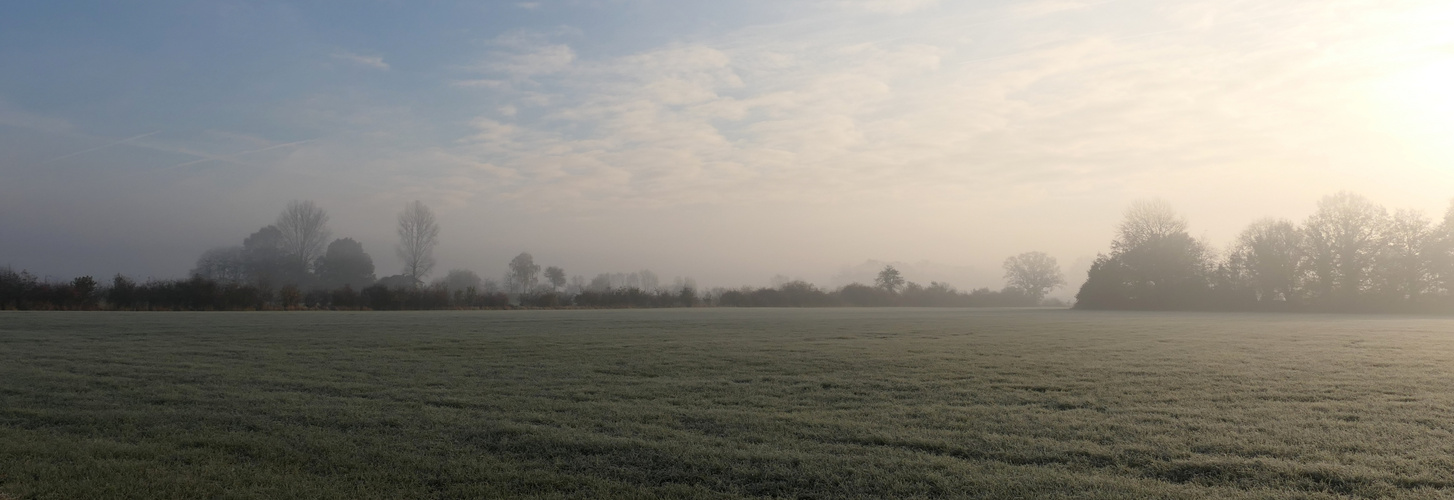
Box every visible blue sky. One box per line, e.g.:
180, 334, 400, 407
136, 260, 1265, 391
4, 0, 1454, 290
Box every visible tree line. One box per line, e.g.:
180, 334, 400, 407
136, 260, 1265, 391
0, 259, 1066, 311
1076, 192, 1454, 313
0, 199, 1070, 310
15, 190, 1450, 313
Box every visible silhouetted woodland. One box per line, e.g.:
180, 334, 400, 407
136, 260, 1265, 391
0, 266, 1055, 311
19, 191, 1454, 313
1, 199, 1069, 311
1076, 192, 1454, 313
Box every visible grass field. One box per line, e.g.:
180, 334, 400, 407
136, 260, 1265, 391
3, 309, 1454, 499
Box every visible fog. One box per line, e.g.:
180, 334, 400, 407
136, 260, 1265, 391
3, 0, 1453, 296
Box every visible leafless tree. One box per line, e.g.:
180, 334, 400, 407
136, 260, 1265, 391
1114, 199, 1188, 252
1375, 209, 1433, 301
1427, 200, 1454, 295
1303, 191, 1387, 299
508, 252, 541, 294
435, 269, 482, 292
1002, 251, 1065, 301
544, 266, 566, 291
637, 269, 659, 291
192, 246, 247, 284
1227, 218, 1304, 302
275, 200, 332, 274
396, 200, 440, 284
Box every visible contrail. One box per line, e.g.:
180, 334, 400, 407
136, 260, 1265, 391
165, 138, 315, 170
37, 131, 159, 165
234, 138, 316, 155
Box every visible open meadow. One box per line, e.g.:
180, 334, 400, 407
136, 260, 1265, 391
4, 308, 1454, 499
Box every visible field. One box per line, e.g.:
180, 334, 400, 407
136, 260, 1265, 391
3, 309, 1454, 499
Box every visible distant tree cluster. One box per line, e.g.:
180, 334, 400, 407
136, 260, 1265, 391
2, 257, 1066, 311
3, 197, 1071, 311
0, 269, 100, 311
193, 200, 376, 290
0, 268, 516, 312
572, 287, 697, 308
710, 267, 1049, 308
1077, 192, 1454, 312
5, 199, 480, 311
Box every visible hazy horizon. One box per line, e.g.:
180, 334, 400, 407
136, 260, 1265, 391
4, 0, 1453, 293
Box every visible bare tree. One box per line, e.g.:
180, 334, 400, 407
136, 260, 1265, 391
396, 200, 440, 284
544, 266, 566, 291
769, 274, 793, 288
1002, 251, 1065, 301
1303, 192, 1387, 299
1375, 209, 1433, 302
1427, 200, 1454, 295
588, 273, 614, 292
1227, 218, 1304, 302
875, 265, 905, 293
1078, 201, 1211, 310
1114, 199, 1188, 252
638, 269, 659, 292
435, 269, 482, 292
275, 200, 332, 275
508, 252, 541, 294
192, 246, 247, 284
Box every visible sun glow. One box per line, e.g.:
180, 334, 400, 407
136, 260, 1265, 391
1370, 54, 1454, 165
1363, 0, 1454, 167
1384, 55, 1454, 128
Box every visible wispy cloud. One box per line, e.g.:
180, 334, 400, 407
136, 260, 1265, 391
11, 0, 1454, 284
1008, 0, 1118, 19
0, 99, 74, 133
331, 51, 390, 70
419, 0, 1454, 222
471, 36, 576, 80
450, 79, 510, 89
830, 0, 940, 14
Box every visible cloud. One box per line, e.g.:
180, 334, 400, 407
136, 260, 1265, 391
419, 0, 1454, 223
493, 43, 574, 77
14, 0, 1454, 285
0, 99, 74, 133
440, 37, 958, 208
463, 33, 577, 80
1007, 0, 1109, 19
830, 0, 940, 14
38, 131, 159, 165
331, 51, 390, 70
450, 79, 509, 89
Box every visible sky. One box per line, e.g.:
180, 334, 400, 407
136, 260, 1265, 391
3, 0, 1454, 293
